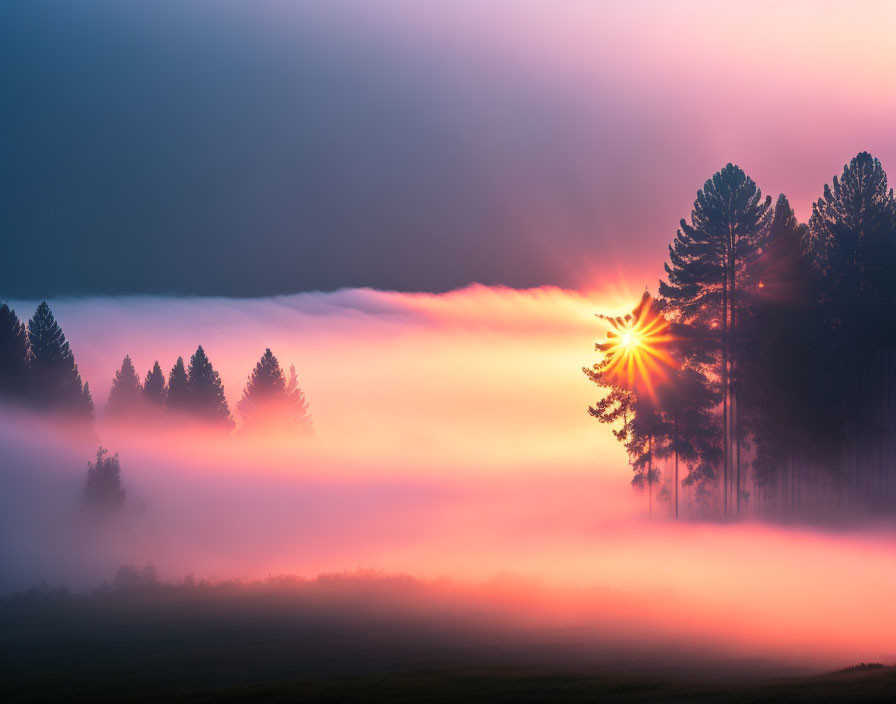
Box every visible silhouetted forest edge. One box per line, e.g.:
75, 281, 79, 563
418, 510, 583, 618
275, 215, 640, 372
587, 152, 896, 522
0, 299, 314, 509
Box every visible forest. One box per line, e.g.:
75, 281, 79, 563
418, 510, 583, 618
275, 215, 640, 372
0, 301, 313, 505
586, 152, 896, 521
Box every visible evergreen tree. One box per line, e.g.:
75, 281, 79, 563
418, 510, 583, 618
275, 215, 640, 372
659, 164, 772, 516
807, 152, 896, 508
741, 195, 836, 495
85, 447, 126, 509
166, 357, 191, 415
238, 350, 314, 434
27, 301, 94, 420
0, 302, 30, 400
286, 364, 314, 435
238, 348, 287, 427
187, 345, 233, 428
105, 355, 143, 420
142, 361, 167, 412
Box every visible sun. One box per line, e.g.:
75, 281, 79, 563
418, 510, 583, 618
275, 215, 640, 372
596, 293, 675, 398
618, 329, 640, 351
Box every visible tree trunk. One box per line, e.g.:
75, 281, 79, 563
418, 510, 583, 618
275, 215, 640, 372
674, 410, 679, 520
722, 268, 729, 518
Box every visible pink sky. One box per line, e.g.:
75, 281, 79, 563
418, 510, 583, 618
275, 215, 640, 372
296, 0, 896, 289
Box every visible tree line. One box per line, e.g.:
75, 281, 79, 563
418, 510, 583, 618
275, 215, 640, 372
0, 301, 312, 434
586, 152, 896, 520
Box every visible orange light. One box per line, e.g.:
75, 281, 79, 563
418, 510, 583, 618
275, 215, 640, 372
598, 294, 675, 399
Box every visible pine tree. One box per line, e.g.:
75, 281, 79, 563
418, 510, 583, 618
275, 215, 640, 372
27, 301, 94, 420
142, 361, 167, 413
85, 447, 126, 509
105, 355, 143, 420
286, 364, 314, 435
741, 195, 835, 501
238, 348, 285, 430
166, 357, 191, 416
807, 152, 896, 508
659, 165, 772, 516
187, 345, 233, 428
0, 302, 30, 400
237, 350, 314, 434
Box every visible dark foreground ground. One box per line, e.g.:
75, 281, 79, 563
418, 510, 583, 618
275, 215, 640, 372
3, 574, 894, 703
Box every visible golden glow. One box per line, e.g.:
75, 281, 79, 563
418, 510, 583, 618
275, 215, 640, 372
599, 294, 675, 398
619, 330, 638, 350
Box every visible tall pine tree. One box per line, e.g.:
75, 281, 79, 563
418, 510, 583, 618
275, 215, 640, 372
166, 357, 191, 416
238, 349, 313, 434
105, 355, 143, 420
187, 345, 233, 428
27, 301, 94, 420
142, 361, 167, 413
286, 364, 314, 435
659, 165, 771, 516
0, 302, 30, 400
85, 447, 126, 509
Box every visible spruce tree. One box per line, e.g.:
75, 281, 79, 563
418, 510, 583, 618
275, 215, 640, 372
659, 164, 772, 516
105, 355, 143, 420
807, 152, 896, 506
0, 302, 30, 400
142, 361, 167, 412
166, 357, 191, 416
237, 350, 314, 434
238, 348, 286, 429
27, 301, 94, 420
187, 345, 233, 428
286, 364, 314, 435
85, 447, 126, 509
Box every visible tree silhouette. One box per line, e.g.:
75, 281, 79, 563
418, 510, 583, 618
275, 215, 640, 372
166, 357, 190, 416
187, 345, 233, 428
807, 152, 896, 509
659, 164, 771, 517
27, 301, 93, 420
286, 364, 314, 435
142, 361, 167, 413
105, 355, 143, 420
0, 302, 30, 400
238, 350, 314, 434
85, 447, 126, 509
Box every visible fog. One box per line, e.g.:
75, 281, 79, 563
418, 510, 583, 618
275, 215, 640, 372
2, 286, 896, 671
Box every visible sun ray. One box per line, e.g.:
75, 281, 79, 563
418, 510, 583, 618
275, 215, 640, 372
596, 292, 675, 399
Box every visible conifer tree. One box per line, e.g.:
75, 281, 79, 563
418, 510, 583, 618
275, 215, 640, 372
85, 447, 126, 509
741, 195, 835, 495
105, 355, 143, 420
238, 350, 314, 433
142, 361, 167, 412
187, 345, 233, 428
807, 152, 896, 506
27, 301, 94, 420
286, 364, 314, 435
0, 302, 30, 400
166, 357, 191, 415
238, 348, 286, 430
659, 165, 772, 516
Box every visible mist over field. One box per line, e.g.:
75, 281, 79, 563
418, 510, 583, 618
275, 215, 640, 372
3, 286, 896, 673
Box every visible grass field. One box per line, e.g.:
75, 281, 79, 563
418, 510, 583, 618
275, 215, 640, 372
3, 576, 893, 702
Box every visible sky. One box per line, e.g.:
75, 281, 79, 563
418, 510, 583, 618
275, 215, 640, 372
2, 0, 896, 297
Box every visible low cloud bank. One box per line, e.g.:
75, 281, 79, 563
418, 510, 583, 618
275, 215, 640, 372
2, 287, 895, 670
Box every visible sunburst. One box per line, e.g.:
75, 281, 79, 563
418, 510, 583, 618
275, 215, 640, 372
597, 292, 676, 399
